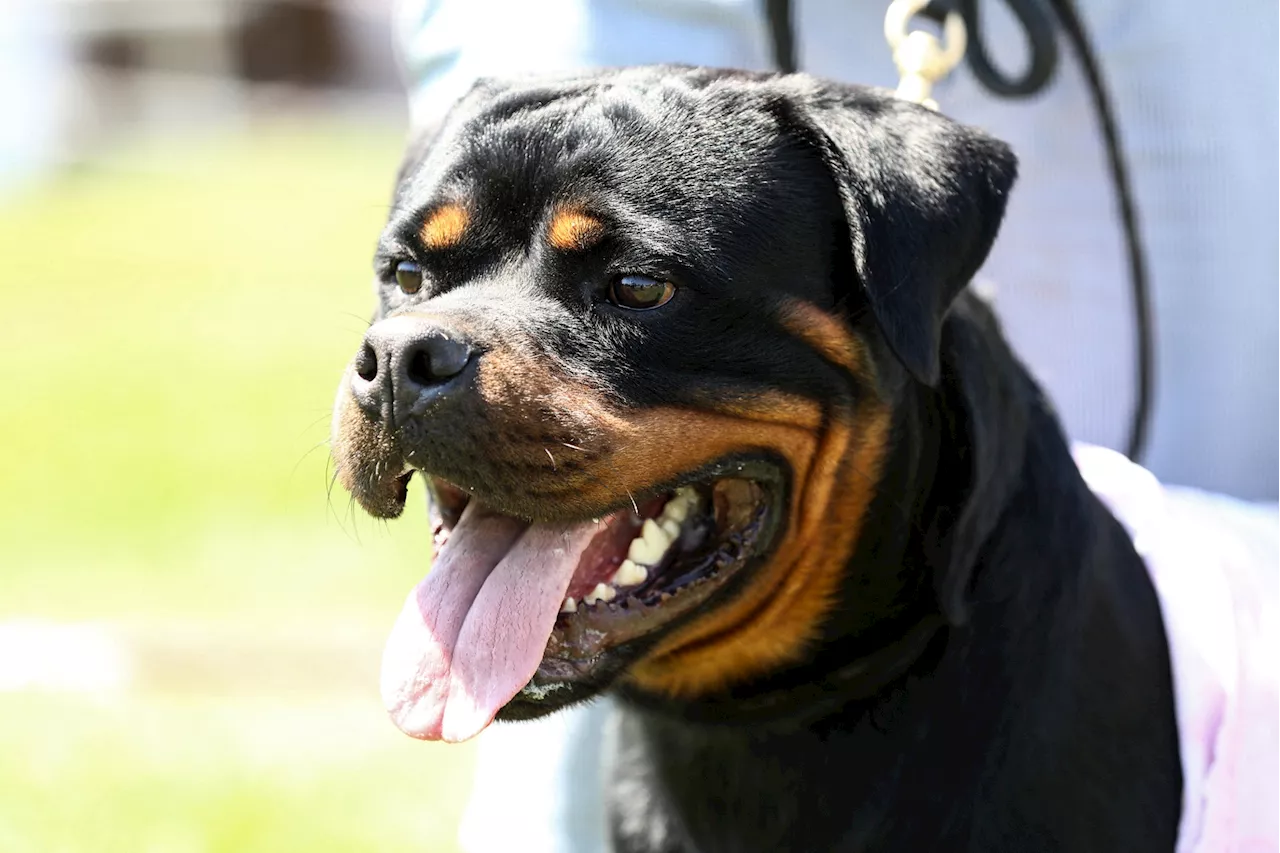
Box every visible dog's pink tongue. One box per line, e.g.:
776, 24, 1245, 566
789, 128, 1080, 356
380, 500, 598, 743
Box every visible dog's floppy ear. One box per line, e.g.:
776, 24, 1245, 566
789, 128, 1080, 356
783, 83, 1017, 385
924, 294, 1031, 625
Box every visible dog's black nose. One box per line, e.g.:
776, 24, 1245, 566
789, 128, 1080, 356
351, 316, 475, 425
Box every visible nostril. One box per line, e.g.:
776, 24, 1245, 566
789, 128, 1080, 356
404, 336, 472, 388
355, 343, 378, 382
407, 349, 435, 387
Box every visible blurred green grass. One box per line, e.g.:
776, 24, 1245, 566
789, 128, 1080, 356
0, 123, 476, 851
0, 694, 476, 853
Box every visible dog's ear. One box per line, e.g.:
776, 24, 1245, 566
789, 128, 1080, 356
783, 83, 1017, 385
924, 294, 1031, 625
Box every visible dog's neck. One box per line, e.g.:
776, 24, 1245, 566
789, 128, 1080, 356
610, 295, 1180, 851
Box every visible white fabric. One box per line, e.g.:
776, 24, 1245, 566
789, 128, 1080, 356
394, 0, 1279, 500
459, 697, 612, 852
1075, 443, 1279, 853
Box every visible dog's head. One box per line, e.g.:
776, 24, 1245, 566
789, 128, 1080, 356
331, 67, 1015, 742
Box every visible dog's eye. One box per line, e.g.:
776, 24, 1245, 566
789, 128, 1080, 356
394, 260, 423, 294
608, 274, 675, 310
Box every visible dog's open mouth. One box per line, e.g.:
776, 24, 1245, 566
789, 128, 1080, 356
378, 460, 784, 742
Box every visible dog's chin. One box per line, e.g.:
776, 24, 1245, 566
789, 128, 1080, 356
416, 455, 790, 720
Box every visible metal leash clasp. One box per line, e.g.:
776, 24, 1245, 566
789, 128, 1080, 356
884, 0, 968, 109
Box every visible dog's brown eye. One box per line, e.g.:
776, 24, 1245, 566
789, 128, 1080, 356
395, 261, 423, 294
609, 274, 675, 310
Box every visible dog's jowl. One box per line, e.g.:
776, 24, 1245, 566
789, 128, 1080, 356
332, 68, 1182, 852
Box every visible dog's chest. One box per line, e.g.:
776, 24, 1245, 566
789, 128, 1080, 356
604, 708, 910, 853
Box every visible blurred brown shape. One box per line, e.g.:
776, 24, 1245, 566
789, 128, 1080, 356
235, 0, 342, 87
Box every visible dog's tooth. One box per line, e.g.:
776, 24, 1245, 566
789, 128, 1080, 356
642, 519, 671, 549
560, 597, 577, 614
610, 560, 631, 586
627, 536, 660, 565
663, 489, 700, 522
626, 519, 673, 566
584, 583, 616, 605
627, 523, 671, 565
611, 559, 648, 587
659, 518, 681, 539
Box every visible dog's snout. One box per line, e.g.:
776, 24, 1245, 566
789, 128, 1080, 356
350, 316, 475, 424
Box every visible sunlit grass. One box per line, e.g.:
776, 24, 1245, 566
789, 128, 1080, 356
0, 121, 476, 851
0, 693, 477, 853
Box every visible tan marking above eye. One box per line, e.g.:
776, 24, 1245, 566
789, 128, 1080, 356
547, 209, 605, 251
420, 204, 469, 250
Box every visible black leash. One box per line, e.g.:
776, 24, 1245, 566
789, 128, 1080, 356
765, 0, 798, 74
1046, 0, 1154, 462
766, 0, 1154, 461
923, 0, 1057, 96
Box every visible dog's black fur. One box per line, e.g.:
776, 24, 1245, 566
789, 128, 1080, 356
337, 67, 1181, 851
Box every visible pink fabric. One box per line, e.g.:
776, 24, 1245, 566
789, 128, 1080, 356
1074, 444, 1279, 852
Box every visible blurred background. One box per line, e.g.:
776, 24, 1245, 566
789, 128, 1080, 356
0, 2, 476, 850
1, 1, 1275, 851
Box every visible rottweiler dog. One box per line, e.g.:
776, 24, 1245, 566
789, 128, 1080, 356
331, 67, 1181, 851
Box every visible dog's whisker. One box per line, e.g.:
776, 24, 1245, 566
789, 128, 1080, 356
289, 440, 332, 484
325, 471, 359, 543
346, 494, 363, 545
339, 310, 375, 330
296, 413, 335, 438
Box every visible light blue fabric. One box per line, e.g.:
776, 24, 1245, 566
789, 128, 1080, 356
396, 0, 773, 129
0, 0, 69, 195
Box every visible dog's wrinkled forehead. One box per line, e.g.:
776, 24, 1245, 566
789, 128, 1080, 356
388, 68, 837, 285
